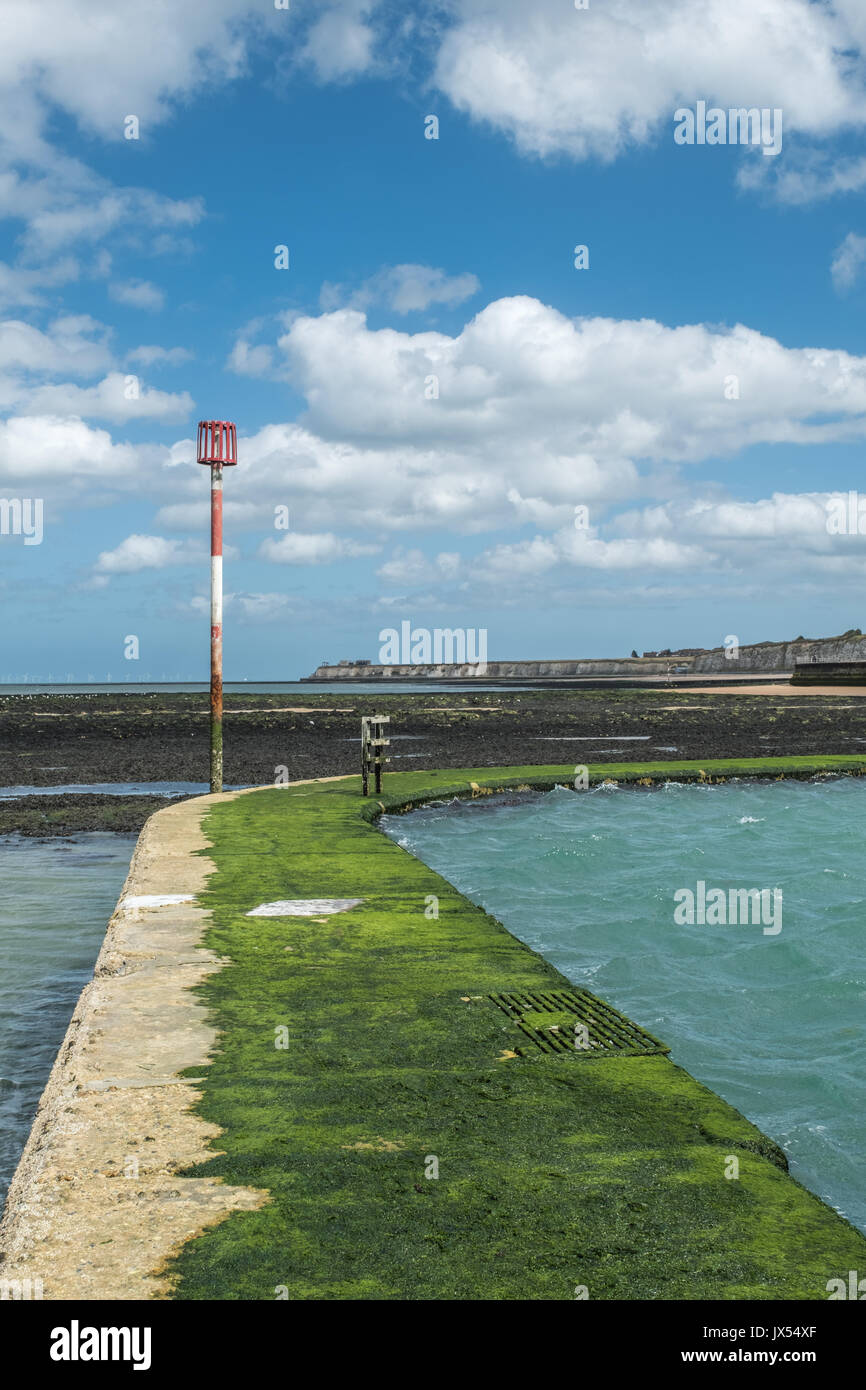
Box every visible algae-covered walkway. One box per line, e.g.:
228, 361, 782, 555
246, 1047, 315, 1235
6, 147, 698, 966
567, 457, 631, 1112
164, 758, 866, 1300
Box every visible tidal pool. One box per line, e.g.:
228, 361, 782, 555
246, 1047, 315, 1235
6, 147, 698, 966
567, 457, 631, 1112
383, 777, 866, 1233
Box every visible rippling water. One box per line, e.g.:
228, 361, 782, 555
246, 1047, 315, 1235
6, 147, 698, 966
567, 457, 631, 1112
0, 833, 136, 1210
0, 782, 246, 799
383, 778, 866, 1233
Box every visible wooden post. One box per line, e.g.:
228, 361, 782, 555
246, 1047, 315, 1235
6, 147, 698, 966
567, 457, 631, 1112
374, 720, 383, 794
361, 716, 370, 796
361, 715, 390, 795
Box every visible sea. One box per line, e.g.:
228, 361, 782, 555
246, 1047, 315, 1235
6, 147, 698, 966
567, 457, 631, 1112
0, 681, 528, 696
0, 834, 137, 1211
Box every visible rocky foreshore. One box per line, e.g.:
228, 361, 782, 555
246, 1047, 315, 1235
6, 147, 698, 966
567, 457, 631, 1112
3, 686, 866, 836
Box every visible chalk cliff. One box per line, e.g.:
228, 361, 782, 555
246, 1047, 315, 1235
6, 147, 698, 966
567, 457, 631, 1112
304, 631, 866, 681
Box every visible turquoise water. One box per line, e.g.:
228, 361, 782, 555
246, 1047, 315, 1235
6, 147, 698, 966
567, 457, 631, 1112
383, 778, 866, 1233
0, 833, 136, 1210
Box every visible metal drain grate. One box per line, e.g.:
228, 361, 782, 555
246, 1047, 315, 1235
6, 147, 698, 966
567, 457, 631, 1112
489, 989, 669, 1057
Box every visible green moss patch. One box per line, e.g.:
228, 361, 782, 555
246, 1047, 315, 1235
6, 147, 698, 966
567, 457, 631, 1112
163, 759, 866, 1300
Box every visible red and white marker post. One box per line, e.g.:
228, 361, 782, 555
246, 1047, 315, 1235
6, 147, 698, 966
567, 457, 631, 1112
196, 420, 238, 792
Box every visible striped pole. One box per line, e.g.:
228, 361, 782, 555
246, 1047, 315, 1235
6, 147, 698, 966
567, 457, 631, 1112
210, 461, 224, 793
197, 420, 237, 795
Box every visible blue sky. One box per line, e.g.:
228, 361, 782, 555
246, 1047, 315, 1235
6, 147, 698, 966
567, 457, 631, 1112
3, 0, 866, 679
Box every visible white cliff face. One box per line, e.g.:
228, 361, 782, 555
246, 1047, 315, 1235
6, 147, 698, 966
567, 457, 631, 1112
307, 657, 681, 680
694, 636, 866, 674
306, 634, 866, 681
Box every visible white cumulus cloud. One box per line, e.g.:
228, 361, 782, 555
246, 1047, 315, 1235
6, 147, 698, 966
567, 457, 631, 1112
0, 414, 138, 480
260, 531, 382, 565
434, 0, 865, 165
95, 533, 206, 574
18, 373, 193, 423
831, 233, 866, 292
320, 264, 481, 315
109, 279, 165, 312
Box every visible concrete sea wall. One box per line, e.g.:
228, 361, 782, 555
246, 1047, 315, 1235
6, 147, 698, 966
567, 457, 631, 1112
0, 793, 266, 1300
6, 761, 866, 1299
792, 660, 866, 684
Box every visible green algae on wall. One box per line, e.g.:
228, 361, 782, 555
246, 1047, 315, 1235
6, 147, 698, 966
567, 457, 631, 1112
164, 759, 866, 1300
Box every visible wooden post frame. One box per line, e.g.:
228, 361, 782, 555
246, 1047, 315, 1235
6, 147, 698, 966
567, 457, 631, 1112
361, 715, 390, 796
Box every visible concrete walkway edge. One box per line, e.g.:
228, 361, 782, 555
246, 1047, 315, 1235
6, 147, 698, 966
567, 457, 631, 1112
0, 790, 268, 1300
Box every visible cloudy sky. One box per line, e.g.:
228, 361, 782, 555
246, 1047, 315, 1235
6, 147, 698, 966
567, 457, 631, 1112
4, 0, 866, 679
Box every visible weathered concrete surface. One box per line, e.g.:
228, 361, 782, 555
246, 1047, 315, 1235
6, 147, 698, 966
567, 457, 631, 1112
792, 660, 866, 684
0, 791, 268, 1300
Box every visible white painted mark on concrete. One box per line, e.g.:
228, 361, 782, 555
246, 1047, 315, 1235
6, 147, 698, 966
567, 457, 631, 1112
122, 894, 196, 908
246, 898, 363, 917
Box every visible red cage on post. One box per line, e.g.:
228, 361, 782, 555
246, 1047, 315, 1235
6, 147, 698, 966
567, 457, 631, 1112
196, 419, 237, 467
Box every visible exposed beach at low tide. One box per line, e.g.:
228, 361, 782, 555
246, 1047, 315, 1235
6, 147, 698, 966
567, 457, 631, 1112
3, 683, 866, 835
